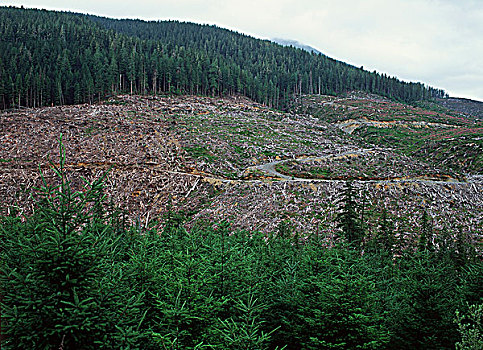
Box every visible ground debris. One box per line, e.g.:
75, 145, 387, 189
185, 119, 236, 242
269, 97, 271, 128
1, 95, 481, 243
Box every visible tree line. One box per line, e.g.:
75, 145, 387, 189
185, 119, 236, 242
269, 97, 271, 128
0, 6, 447, 110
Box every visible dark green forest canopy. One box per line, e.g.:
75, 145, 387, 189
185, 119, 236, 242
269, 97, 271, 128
1, 156, 481, 349
0, 6, 447, 110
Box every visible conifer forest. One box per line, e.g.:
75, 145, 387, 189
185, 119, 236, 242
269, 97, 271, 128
0, 7, 447, 111
0, 6, 481, 350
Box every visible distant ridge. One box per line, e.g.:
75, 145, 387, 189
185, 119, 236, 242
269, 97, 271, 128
271, 38, 322, 55
436, 97, 483, 119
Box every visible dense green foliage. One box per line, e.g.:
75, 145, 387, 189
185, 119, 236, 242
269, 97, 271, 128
336, 181, 365, 247
454, 304, 483, 349
1, 147, 481, 349
0, 6, 447, 110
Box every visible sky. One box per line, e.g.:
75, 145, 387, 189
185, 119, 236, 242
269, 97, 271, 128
2, 0, 483, 101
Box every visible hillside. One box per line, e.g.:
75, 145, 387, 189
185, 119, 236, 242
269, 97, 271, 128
0, 6, 446, 111
295, 93, 483, 174
2, 6, 483, 349
1, 94, 481, 245
435, 97, 483, 119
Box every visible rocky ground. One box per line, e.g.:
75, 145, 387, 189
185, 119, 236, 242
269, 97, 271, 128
0, 94, 481, 247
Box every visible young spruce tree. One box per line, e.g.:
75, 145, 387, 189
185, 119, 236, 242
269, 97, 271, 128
336, 181, 364, 248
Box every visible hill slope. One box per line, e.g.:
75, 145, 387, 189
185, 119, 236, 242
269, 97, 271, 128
0, 6, 446, 111
435, 97, 483, 119
1, 94, 481, 243
295, 93, 483, 174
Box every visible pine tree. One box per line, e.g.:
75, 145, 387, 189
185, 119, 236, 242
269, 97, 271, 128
377, 208, 395, 253
336, 181, 364, 247
0, 137, 146, 348
418, 209, 433, 251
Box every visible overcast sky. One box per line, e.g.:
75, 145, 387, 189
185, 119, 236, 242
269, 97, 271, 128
3, 0, 483, 101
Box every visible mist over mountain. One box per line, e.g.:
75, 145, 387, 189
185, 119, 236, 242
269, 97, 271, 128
271, 37, 322, 55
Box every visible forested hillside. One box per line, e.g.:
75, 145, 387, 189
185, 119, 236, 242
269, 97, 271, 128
1, 6, 482, 350
0, 6, 447, 110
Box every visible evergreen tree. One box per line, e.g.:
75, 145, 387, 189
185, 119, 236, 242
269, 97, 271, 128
336, 181, 364, 247
377, 208, 395, 253
454, 304, 483, 350
418, 209, 433, 251
0, 139, 146, 348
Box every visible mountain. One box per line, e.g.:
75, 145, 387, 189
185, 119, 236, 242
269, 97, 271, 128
1, 6, 480, 239
271, 37, 322, 54
435, 97, 483, 119
1, 8, 481, 347
0, 6, 447, 111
